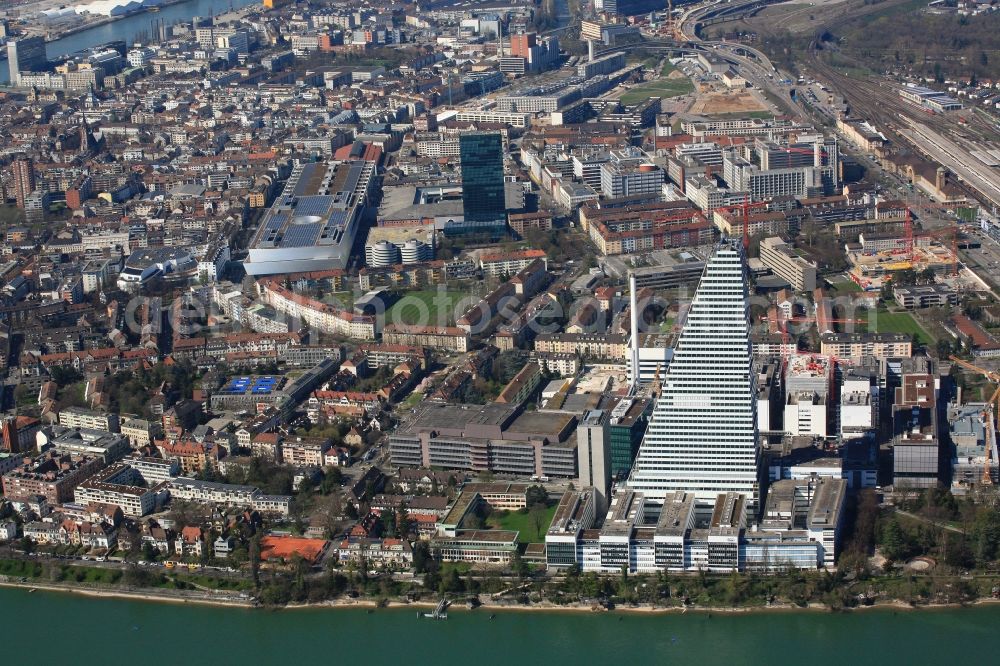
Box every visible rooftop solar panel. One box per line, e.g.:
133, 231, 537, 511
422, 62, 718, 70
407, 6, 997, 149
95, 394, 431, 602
295, 196, 334, 217
280, 222, 322, 248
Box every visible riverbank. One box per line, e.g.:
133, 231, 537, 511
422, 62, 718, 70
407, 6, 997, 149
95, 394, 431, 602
3, 575, 998, 616
24, 0, 193, 45
0, 578, 253, 608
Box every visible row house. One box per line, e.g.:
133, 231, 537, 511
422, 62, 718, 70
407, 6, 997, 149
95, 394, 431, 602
337, 537, 413, 569
21, 347, 159, 377
259, 280, 379, 340
23, 520, 117, 550
306, 390, 384, 421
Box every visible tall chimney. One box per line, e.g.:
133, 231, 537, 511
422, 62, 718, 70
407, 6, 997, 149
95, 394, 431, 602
630, 272, 640, 389
588, 39, 596, 62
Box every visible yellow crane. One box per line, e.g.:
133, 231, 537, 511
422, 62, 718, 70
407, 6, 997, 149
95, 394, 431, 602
949, 356, 1000, 485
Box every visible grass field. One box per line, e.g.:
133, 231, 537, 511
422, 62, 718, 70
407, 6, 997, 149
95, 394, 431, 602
400, 391, 424, 409
487, 505, 558, 544
325, 291, 354, 310
176, 574, 253, 591
386, 290, 466, 327
0, 559, 42, 578
619, 63, 694, 106
863, 307, 935, 344
827, 279, 862, 294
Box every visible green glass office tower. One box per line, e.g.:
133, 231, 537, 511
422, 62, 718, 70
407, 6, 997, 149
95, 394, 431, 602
608, 397, 650, 480
459, 132, 506, 232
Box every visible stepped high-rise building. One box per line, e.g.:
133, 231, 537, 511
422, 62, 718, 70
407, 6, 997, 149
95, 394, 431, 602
627, 240, 761, 509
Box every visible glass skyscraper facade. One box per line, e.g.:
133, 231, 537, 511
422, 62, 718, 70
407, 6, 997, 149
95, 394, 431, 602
7, 36, 48, 83
608, 399, 649, 480
459, 132, 506, 231
627, 240, 761, 509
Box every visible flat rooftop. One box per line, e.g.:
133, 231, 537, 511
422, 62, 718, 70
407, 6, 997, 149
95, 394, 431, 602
435, 530, 519, 544
365, 225, 433, 246
404, 402, 516, 433
252, 161, 371, 250
378, 183, 463, 223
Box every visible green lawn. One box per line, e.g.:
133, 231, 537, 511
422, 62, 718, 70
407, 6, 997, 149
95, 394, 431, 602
0, 559, 42, 578
386, 290, 466, 327
863, 307, 935, 344
827, 279, 862, 294
401, 391, 424, 409
487, 504, 558, 544
619, 69, 694, 106
176, 574, 253, 591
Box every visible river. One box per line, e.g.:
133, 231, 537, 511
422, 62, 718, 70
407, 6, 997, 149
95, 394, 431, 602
2, 0, 258, 83
2, 586, 998, 664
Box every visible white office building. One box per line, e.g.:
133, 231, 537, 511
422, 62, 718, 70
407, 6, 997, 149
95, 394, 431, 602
628, 240, 760, 509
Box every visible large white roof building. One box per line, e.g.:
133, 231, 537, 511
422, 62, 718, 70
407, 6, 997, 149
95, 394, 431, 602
243, 160, 376, 276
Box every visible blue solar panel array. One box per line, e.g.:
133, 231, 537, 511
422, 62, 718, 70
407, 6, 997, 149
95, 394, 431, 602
251, 376, 278, 395
219, 376, 282, 395
295, 196, 334, 217
280, 222, 322, 248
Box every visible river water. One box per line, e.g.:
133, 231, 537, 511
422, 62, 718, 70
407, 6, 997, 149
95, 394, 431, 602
2, 0, 258, 83
1, 586, 996, 664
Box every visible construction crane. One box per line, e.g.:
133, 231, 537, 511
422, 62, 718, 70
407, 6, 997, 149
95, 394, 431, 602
949, 355, 1000, 485
903, 203, 962, 271
914, 225, 961, 278
666, 0, 678, 39
712, 200, 770, 251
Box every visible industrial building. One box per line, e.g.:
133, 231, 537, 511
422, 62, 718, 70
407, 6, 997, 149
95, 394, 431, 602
898, 84, 963, 112
545, 480, 846, 573
388, 402, 578, 478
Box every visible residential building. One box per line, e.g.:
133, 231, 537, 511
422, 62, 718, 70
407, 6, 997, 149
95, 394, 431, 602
281, 437, 331, 466
73, 463, 165, 517
383, 325, 469, 352
58, 407, 120, 433
12, 156, 35, 210
168, 477, 291, 515
893, 284, 958, 309
820, 333, 912, 360
1, 452, 104, 504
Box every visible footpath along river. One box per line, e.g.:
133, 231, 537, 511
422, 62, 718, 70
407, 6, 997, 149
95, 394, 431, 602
1, 585, 998, 664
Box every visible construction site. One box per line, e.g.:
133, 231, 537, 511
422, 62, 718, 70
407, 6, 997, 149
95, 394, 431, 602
846, 237, 959, 291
